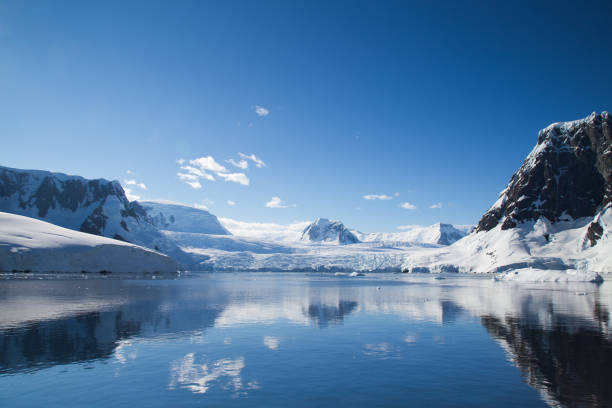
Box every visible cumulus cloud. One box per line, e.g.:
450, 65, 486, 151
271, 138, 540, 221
177, 156, 250, 188
190, 156, 227, 173
123, 179, 147, 190
429, 202, 443, 209
186, 180, 202, 189
217, 172, 250, 186
239, 153, 266, 168
124, 188, 140, 201
363, 194, 394, 200
193, 202, 209, 210
227, 200, 236, 206
265, 196, 294, 208
226, 159, 249, 169
254, 105, 269, 117
400, 202, 417, 210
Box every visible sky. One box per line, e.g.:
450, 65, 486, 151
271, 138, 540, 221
1, 0, 611, 232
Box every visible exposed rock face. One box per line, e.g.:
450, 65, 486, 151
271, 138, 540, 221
0, 166, 139, 234
477, 112, 611, 232
301, 218, 359, 244
435, 223, 469, 245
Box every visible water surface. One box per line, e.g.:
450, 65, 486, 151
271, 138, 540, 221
0, 272, 610, 407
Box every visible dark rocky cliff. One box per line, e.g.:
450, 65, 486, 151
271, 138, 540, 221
477, 112, 611, 233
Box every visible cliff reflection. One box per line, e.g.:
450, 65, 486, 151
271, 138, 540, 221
0, 278, 227, 374
0, 273, 611, 408
481, 302, 612, 407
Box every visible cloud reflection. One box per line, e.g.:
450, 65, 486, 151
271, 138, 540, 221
169, 353, 257, 395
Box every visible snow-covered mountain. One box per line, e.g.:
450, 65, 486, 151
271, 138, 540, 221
403, 112, 612, 280
0, 165, 191, 266
300, 218, 359, 244
353, 223, 470, 247
0, 212, 176, 274
139, 200, 230, 235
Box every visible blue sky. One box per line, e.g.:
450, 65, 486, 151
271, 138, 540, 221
1, 0, 611, 232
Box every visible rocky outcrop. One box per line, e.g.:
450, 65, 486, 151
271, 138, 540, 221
477, 112, 611, 232
301, 218, 359, 244
0, 166, 192, 266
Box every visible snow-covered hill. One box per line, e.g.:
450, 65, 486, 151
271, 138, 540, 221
403, 112, 612, 281
0, 212, 176, 274
300, 218, 359, 244
139, 200, 230, 235
353, 223, 470, 247
0, 166, 193, 266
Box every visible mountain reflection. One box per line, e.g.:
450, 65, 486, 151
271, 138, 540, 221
0, 274, 611, 408
306, 300, 358, 327
0, 278, 226, 374
482, 304, 612, 407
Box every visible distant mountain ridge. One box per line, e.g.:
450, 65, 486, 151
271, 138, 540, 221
300, 218, 359, 244
354, 223, 470, 247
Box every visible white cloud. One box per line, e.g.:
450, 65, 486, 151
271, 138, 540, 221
226, 159, 249, 169
179, 165, 216, 181
254, 105, 269, 117
263, 336, 279, 350
394, 192, 400, 197
219, 218, 310, 242
126, 170, 134, 175
186, 180, 202, 189
177, 155, 252, 188
177, 172, 198, 181
400, 202, 417, 210
265, 196, 294, 208
190, 156, 227, 173
217, 172, 250, 186
238, 153, 266, 168
124, 179, 147, 190
124, 188, 140, 201
227, 200, 236, 206
363, 194, 394, 200
429, 202, 443, 209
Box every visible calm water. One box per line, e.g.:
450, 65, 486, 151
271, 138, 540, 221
0, 272, 611, 407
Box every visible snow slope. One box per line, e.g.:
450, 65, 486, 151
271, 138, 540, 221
403, 206, 612, 276
402, 112, 612, 281
0, 166, 195, 267
353, 223, 469, 247
0, 212, 177, 274
139, 200, 230, 235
